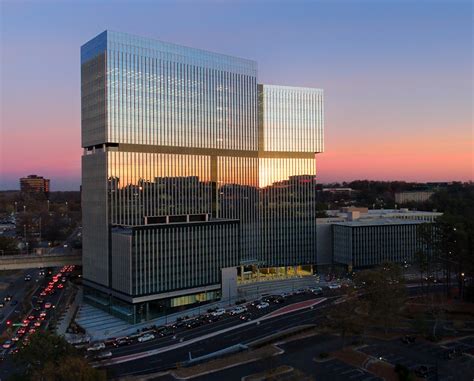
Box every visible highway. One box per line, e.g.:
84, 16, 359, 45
0, 265, 76, 379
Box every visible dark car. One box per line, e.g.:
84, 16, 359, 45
274, 296, 285, 304
414, 365, 434, 378
113, 337, 132, 347
401, 335, 416, 344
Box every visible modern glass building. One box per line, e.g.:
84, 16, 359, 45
81, 31, 324, 322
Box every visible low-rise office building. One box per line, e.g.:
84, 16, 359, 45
317, 208, 442, 271
332, 219, 424, 270
395, 191, 434, 204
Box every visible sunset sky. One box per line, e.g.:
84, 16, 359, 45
1, 0, 472, 190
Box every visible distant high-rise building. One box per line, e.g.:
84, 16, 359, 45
81, 31, 324, 322
20, 175, 50, 195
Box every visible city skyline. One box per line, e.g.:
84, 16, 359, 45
1, 1, 473, 190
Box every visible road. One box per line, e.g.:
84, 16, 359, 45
0, 265, 75, 379
103, 297, 335, 378
0, 269, 41, 332
101, 283, 450, 379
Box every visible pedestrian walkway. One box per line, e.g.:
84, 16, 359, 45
75, 304, 132, 339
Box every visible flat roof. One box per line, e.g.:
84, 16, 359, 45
333, 218, 425, 227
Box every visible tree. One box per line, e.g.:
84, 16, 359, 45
11, 332, 104, 381
354, 263, 406, 333
0, 236, 19, 255
326, 287, 364, 346
33, 356, 106, 381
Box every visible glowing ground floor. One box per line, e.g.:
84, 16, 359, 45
83, 264, 316, 324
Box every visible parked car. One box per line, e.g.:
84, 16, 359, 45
44, 302, 52, 309
309, 287, 323, 295
274, 296, 285, 304
87, 342, 106, 352
256, 302, 270, 309
211, 308, 226, 317
414, 365, 434, 378
2, 340, 12, 349
137, 333, 155, 343
94, 351, 112, 360
113, 337, 133, 347
401, 335, 416, 344
230, 306, 247, 315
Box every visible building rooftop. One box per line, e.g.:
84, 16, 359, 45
333, 218, 425, 227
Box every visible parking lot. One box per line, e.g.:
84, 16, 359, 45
315, 359, 383, 381
358, 336, 474, 381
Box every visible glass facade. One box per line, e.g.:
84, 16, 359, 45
333, 221, 424, 268
81, 31, 324, 321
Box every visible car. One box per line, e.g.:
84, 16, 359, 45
33, 321, 41, 327
445, 348, 463, 359
274, 296, 285, 304
256, 302, 269, 309
137, 333, 155, 342
94, 351, 112, 360
0, 302, 4, 308
211, 308, 226, 317
17, 328, 26, 335
24, 275, 32, 281
87, 342, 106, 352
401, 335, 416, 344
309, 287, 323, 295
414, 365, 434, 378
156, 327, 174, 337
39, 311, 47, 318
11, 336, 19, 342
328, 284, 341, 290
28, 315, 35, 321
10, 300, 18, 306
40, 291, 47, 297
44, 302, 52, 309
113, 337, 132, 347
240, 313, 252, 321
33, 306, 41, 311
230, 306, 247, 315
4, 295, 12, 302
57, 283, 64, 289
2, 340, 12, 349
28, 328, 36, 334
295, 288, 307, 295
36, 299, 44, 305
0, 349, 7, 361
